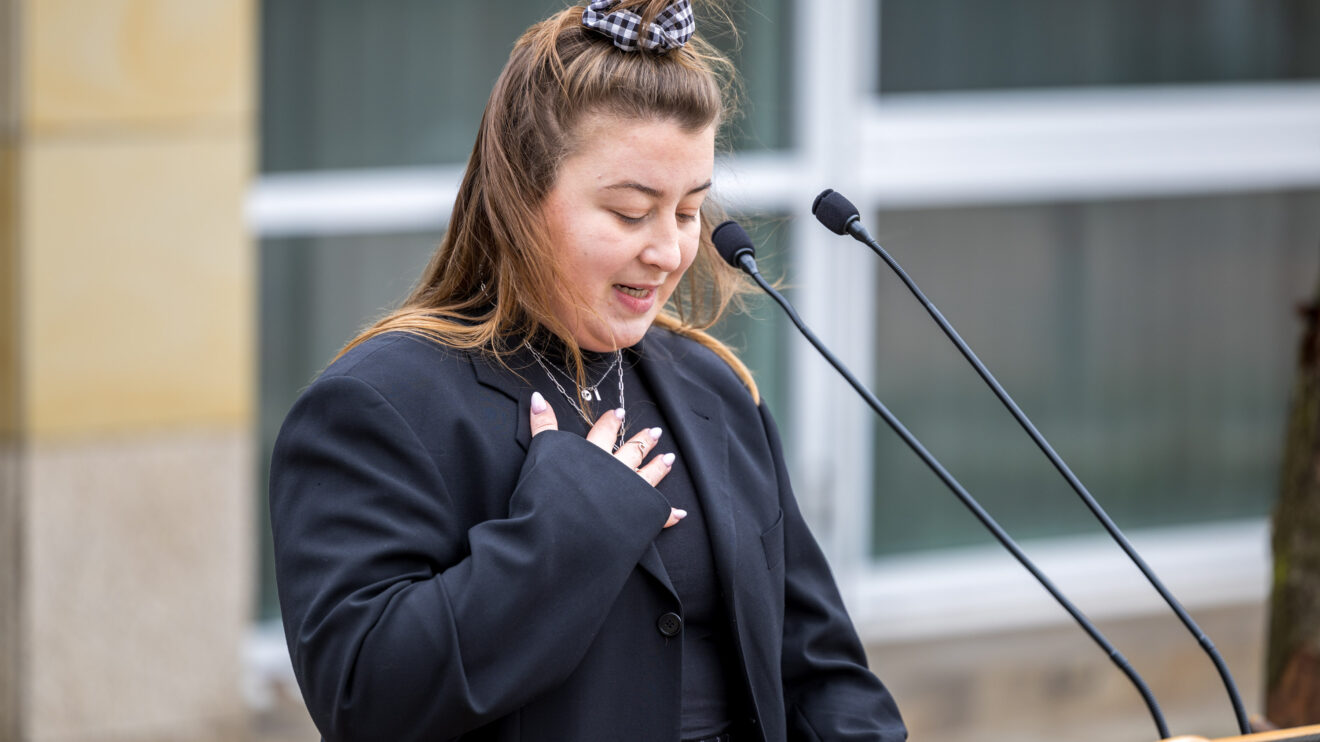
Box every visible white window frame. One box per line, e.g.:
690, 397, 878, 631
247, 0, 1320, 677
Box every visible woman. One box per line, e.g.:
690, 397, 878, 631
268, 1, 907, 740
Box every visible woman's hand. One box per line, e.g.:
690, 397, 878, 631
530, 391, 686, 527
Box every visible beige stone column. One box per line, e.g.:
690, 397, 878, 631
0, 2, 256, 740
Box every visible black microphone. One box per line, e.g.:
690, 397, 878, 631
711, 220, 758, 275
712, 219, 1171, 740
811, 190, 1252, 736
811, 189, 862, 235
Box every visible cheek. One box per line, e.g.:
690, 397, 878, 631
660, 237, 701, 300
678, 232, 701, 273
548, 209, 610, 272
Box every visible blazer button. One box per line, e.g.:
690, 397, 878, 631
656, 612, 682, 637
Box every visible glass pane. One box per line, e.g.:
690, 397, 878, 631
716, 0, 795, 151
261, 0, 792, 173
868, 190, 1320, 556
261, 0, 563, 172
878, 0, 1320, 94
256, 230, 441, 620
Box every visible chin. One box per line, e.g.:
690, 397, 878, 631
580, 323, 649, 352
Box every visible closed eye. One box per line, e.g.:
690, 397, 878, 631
613, 211, 645, 225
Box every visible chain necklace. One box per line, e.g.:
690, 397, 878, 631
525, 343, 627, 450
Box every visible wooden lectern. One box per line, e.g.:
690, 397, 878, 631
1164, 726, 1320, 741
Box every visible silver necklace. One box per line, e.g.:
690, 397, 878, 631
525, 343, 627, 449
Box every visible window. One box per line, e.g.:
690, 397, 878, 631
254, 0, 1320, 633
867, 192, 1320, 555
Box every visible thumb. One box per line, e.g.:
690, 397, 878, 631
529, 391, 559, 437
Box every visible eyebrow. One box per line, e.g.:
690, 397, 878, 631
603, 179, 713, 198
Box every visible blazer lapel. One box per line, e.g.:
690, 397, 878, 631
634, 333, 738, 612
469, 349, 534, 452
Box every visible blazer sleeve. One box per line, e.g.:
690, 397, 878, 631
761, 403, 908, 741
269, 374, 673, 742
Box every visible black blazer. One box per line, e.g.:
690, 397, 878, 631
269, 329, 906, 742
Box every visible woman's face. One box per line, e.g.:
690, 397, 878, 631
541, 113, 716, 352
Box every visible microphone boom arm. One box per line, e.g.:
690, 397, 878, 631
841, 215, 1252, 736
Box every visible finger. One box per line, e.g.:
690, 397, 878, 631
585, 407, 626, 452
637, 451, 676, 488
662, 506, 687, 529
529, 391, 559, 437
616, 427, 662, 469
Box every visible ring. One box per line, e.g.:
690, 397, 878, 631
630, 439, 647, 456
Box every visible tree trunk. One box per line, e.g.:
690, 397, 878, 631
1266, 275, 1320, 726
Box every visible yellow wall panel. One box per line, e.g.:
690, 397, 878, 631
23, 133, 253, 438
0, 144, 16, 439
24, 0, 252, 132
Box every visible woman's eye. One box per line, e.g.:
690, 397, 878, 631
613, 211, 645, 224
677, 212, 698, 224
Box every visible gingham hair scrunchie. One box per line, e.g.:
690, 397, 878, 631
581, 0, 695, 54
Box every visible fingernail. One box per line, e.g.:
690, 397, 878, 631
649, 427, 662, 440
662, 452, 676, 467
614, 407, 626, 421
531, 391, 547, 414
674, 509, 688, 520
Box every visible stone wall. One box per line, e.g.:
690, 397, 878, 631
0, 2, 256, 739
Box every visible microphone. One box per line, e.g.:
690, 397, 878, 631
811, 189, 862, 235
712, 219, 1171, 740
810, 190, 1252, 736
711, 220, 757, 275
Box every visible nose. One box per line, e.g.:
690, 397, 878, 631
640, 217, 684, 273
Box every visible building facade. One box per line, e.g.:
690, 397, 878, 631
2, 1, 1318, 740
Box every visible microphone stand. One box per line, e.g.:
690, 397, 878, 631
833, 211, 1252, 736
727, 247, 1171, 740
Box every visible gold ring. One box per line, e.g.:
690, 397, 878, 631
631, 439, 647, 456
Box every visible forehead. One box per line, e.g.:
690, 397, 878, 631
558, 113, 716, 186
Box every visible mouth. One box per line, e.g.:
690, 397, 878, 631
614, 284, 655, 299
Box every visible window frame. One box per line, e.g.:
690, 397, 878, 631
248, 0, 1320, 643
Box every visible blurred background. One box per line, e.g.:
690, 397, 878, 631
2, 1, 1319, 740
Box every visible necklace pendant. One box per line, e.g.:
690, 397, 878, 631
582, 388, 597, 401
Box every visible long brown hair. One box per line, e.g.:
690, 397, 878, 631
339, 1, 760, 402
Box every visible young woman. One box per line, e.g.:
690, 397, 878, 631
268, 2, 907, 740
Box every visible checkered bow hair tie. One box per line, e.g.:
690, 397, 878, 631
581, 0, 695, 54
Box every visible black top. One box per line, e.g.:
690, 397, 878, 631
526, 344, 740, 739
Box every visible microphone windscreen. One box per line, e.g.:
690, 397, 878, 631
711, 220, 755, 267
812, 189, 860, 235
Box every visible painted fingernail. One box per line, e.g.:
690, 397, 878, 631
614, 407, 626, 421
530, 391, 547, 414
662, 452, 676, 467
649, 427, 662, 440
674, 509, 688, 520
